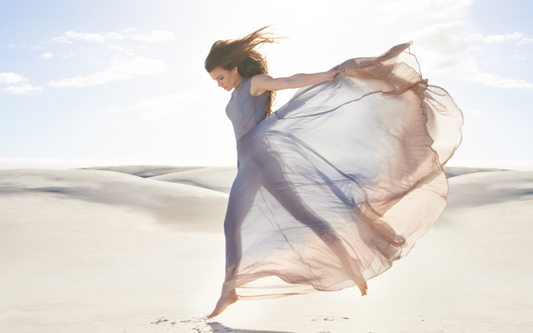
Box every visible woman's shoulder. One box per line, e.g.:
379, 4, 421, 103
249, 74, 271, 96
250, 73, 271, 83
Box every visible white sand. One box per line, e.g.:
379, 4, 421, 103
0, 166, 532, 332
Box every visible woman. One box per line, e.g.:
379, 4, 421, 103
204, 26, 463, 319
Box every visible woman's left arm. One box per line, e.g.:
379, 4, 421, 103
250, 66, 345, 96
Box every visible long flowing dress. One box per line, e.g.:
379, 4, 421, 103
218, 42, 463, 301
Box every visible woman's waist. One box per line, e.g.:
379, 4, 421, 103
235, 114, 275, 144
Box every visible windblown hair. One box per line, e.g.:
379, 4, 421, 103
205, 25, 285, 116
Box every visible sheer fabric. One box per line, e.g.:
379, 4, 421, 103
219, 42, 463, 300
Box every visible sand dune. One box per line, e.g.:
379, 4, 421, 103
81, 165, 208, 178
152, 166, 238, 194
443, 166, 508, 178
0, 166, 531, 332
0, 168, 228, 232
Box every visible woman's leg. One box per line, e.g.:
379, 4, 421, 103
257, 149, 368, 295
207, 169, 261, 318
222, 171, 261, 280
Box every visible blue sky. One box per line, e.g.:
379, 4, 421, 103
1, 0, 532, 170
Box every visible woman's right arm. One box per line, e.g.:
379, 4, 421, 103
250, 67, 345, 96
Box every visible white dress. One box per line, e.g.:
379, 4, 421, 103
217, 42, 463, 301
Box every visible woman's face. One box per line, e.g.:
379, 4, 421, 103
209, 66, 243, 92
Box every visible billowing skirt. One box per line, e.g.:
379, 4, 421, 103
220, 42, 463, 300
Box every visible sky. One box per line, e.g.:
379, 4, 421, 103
1, 0, 532, 170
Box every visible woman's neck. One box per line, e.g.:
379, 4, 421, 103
234, 75, 245, 90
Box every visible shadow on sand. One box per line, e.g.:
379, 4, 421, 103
207, 322, 295, 333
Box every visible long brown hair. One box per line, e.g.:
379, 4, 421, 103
205, 25, 285, 116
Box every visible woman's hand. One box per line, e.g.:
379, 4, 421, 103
323, 66, 345, 81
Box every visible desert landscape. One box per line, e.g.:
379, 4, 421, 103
0, 165, 531, 332
3, 0, 533, 332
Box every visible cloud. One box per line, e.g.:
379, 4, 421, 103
398, 21, 533, 91
398, 21, 467, 73
49, 72, 130, 88
478, 32, 523, 44
1, 73, 41, 94
469, 32, 524, 44
129, 31, 175, 43
40, 52, 54, 59
65, 30, 124, 43
516, 37, 533, 45
468, 32, 533, 45
50, 36, 73, 44
102, 90, 202, 121
108, 56, 166, 76
107, 45, 124, 51
7, 44, 43, 49
0, 72, 27, 84
49, 56, 166, 87
106, 45, 137, 56
462, 72, 533, 89
50, 31, 125, 44
49, 30, 175, 45
2, 84, 42, 94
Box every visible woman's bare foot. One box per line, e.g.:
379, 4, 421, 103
206, 289, 238, 319
358, 281, 368, 296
